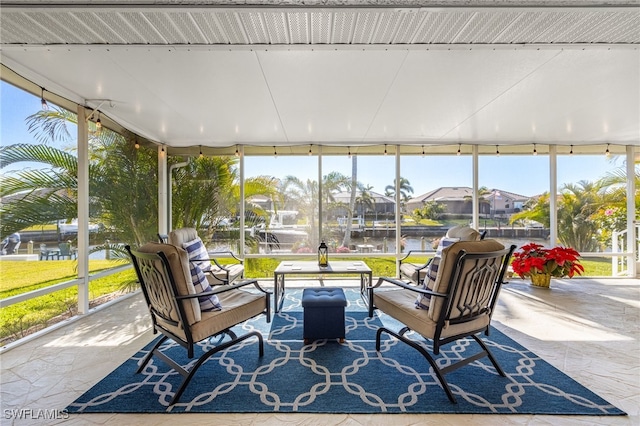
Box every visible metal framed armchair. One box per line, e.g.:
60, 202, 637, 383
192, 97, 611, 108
126, 242, 270, 405
399, 225, 484, 284
57, 242, 77, 260
370, 239, 515, 403
168, 228, 245, 286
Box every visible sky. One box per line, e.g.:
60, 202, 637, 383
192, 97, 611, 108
1, 80, 625, 198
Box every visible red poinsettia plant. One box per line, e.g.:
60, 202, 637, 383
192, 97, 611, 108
511, 243, 584, 279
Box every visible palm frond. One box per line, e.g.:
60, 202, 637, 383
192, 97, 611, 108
0, 143, 78, 172
0, 170, 77, 197
26, 109, 76, 144
1, 193, 77, 238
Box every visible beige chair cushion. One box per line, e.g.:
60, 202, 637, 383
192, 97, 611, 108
415, 237, 459, 309
160, 287, 267, 343
399, 262, 428, 283
137, 242, 202, 324
207, 263, 245, 286
168, 227, 199, 246
428, 239, 505, 320
445, 225, 481, 241
191, 289, 267, 342
374, 289, 490, 341
170, 227, 244, 286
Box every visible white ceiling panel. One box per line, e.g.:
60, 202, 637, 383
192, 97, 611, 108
256, 49, 409, 143
365, 48, 561, 142
453, 49, 640, 143
0, 3, 638, 152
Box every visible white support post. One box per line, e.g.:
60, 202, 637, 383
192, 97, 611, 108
395, 149, 401, 276
627, 145, 637, 277
549, 145, 558, 246
158, 146, 168, 235
239, 145, 245, 254
472, 145, 479, 230
317, 146, 323, 244
76, 105, 89, 314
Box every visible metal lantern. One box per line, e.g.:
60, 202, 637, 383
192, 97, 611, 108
318, 240, 329, 267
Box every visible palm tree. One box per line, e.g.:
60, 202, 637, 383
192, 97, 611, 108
557, 180, 610, 251
342, 155, 358, 247
384, 177, 414, 202
510, 193, 551, 228
280, 175, 318, 246
1, 143, 82, 238
171, 156, 235, 231
279, 172, 353, 247
356, 184, 376, 217
385, 177, 414, 219
511, 180, 618, 251
462, 186, 492, 216
1, 107, 159, 245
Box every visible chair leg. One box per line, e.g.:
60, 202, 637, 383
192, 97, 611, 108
376, 327, 457, 403
170, 330, 264, 405
137, 335, 169, 374
472, 335, 506, 377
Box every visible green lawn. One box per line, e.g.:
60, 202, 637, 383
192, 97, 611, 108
246, 256, 615, 279
0, 260, 136, 343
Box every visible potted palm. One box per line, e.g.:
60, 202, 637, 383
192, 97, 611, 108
511, 243, 584, 287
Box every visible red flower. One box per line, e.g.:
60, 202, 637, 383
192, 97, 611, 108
511, 243, 583, 279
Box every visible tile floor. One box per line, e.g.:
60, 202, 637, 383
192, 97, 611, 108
1, 277, 639, 426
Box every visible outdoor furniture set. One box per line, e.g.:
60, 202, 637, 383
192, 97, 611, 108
128, 226, 515, 405
39, 242, 77, 260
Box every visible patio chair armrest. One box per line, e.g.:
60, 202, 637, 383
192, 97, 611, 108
189, 256, 239, 271
210, 258, 229, 270
210, 250, 243, 262
399, 249, 433, 262
176, 279, 267, 299
373, 276, 447, 298
414, 258, 433, 271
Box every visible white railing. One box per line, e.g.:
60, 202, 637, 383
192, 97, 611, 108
0, 264, 131, 308
611, 224, 640, 277
0, 264, 134, 352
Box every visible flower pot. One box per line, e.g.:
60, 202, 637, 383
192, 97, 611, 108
530, 273, 551, 288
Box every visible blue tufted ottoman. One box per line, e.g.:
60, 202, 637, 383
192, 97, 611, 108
302, 288, 347, 344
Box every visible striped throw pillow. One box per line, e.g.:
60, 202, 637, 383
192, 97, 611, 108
415, 237, 459, 310
182, 237, 221, 311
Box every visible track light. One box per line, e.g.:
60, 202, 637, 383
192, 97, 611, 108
235, 145, 240, 157
40, 87, 48, 110
570, 144, 573, 155
533, 144, 537, 155
134, 139, 140, 149
199, 146, 203, 158
421, 145, 425, 157
384, 144, 387, 155
605, 144, 610, 157
348, 146, 351, 158
457, 144, 461, 156
95, 111, 102, 130
161, 145, 165, 153
273, 146, 277, 157
496, 145, 500, 156
308, 144, 312, 156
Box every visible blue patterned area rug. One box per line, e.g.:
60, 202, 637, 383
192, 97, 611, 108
67, 289, 625, 415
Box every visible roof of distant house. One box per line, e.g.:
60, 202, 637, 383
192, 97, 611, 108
409, 187, 475, 202
409, 187, 531, 203
332, 190, 395, 204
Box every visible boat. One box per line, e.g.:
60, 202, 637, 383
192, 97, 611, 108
254, 210, 308, 252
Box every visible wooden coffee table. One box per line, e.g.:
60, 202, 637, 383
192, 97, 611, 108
273, 261, 372, 313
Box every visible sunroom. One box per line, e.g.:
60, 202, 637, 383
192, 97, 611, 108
0, 1, 638, 424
